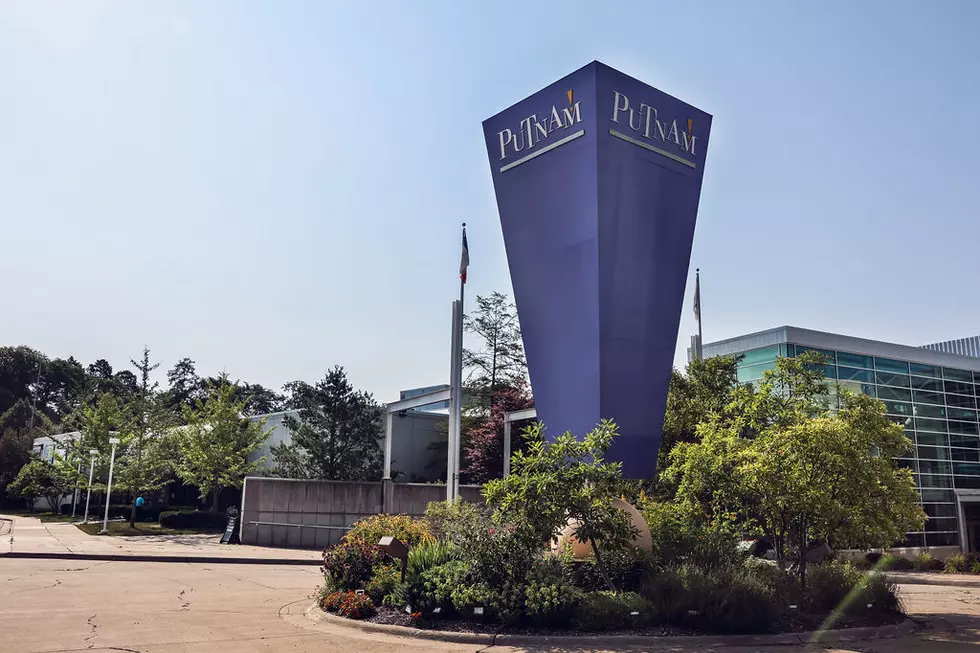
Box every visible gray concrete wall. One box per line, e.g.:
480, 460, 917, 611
239, 477, 483, 549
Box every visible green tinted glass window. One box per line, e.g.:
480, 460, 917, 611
878, 386, 912, 402
739, 346, 779, 366
883, 400, 913, 416
910, 362, 942, 377
945, 380, 975, 396
918, 445, 950, 460
876, 357, 909, 373
950, 434, 980, 448
926, 532, 959, 545
944, 368, 974, 383
919, 473, 953, 488
877, 371, 910, 388
915, 404, 947, 419
955, 463, 980, 476
822, 365, 837, 379
924, 503, 958, 518
839, 367, 874, 382
836, 380, 876, 397
948, 407, 978, 421
912, 376, 944, 392
920, 489, 955, 502
917, 432, 950, 447
920, 460, 953, 475
916, 417, 948, 432
952, 448, 980, 462
737, 361, 776, 382
925, 517, 958, 531
914, 389, 945, 405
837, 351, 873, 369
947, 393, 977, 409
950, 420, 980, 435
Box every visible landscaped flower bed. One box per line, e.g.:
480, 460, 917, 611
318, 422, 910, 637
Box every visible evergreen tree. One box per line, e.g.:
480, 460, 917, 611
272, 366, 382, 480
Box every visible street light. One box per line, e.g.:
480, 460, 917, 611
100, 438, 121, 535
83, 449, 98, 524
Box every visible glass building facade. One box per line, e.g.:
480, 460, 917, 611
699, 326, 980, 550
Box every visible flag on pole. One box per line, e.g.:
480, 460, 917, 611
693, 268, 701, 322
459, 226, 470, 284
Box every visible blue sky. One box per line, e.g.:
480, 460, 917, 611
1, 1, 978, 401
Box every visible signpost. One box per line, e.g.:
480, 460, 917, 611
482, 62, 712, 478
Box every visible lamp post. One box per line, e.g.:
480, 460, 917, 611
83, 449, 98, 524
100, 438, 121, 535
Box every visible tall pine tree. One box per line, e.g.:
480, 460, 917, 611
272, 366, 383, 480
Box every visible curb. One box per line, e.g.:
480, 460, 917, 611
0, 551, 322, 566
888, 572, 980, 589
295, 601, 917, 648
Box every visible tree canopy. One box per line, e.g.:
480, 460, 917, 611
272, 366, 383, 481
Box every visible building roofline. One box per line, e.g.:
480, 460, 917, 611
703, 325, 980, 372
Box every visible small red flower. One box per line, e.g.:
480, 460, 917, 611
489, 528, 495, 535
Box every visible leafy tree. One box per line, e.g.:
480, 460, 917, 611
665, 355, 925, 584
460, 383, 533, 484
162, 358, 204, 417
463, 292, 526, 410
60, 392, 127, 515
0, 346, 46, 417
176, 374, 270, 510
656, 355, 741, 493
86, 359, 117, 397
116, 347, 174, 527
483, 420, 635, 591
34, 356, 87, 423
0, 399, 52, 504
272, 366, 382, 480
7, 459, 72, 513
739, 391, 924, 582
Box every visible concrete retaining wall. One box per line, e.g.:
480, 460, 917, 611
239, 477, 483, 549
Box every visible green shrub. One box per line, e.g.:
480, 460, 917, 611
405, 559, 466, 615
970, 561, 980, 575
449, 582, 495, 619
406, 539, 456, 580
865, 552, 883, 565
675, 564, 789, 634
365, 564, 401, 605
343, 513, 433, 548
336, 592, 376, 619
158, 510, 226, 530
913, 552, 942, 571
857, 573, 901, 613
641, 500, 742, 569
574, 591, 652, 631
572, 546, 656, 593
805, 560, 863, 612
322, 540, 386, 592
878, 555, 914, 571
424, 499, 481, 539
945, 553, 968, 574
640, 569, 689, 623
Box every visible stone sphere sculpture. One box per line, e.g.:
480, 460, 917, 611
552, 498, 652, 560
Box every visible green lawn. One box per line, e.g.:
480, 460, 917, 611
0, 509, 78, 523
74, 521, 223, 537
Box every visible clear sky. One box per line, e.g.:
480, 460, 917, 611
1, 1, 978, 401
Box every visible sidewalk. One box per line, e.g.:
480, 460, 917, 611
0, 514, 322, 565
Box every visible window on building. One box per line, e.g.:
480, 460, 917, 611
912, 376, 944, 392
837, 351, 873, 369
944, 368, 974, 383
947, 393, 977, 410
910, 362, 942, 378
875, 357, 910, 374
877, 371, 911, 388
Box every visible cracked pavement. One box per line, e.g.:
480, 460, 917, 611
3, 558, 980, 652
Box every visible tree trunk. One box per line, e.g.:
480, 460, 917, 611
588, 538, 618, 592
211, 488, 220, 512
798, 520, 808, 588
129, 497, 137, 528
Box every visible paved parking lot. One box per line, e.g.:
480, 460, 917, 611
3, 557, 980, 652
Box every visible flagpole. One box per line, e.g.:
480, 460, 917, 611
452, 223, 466, 499
695, 268, 703, 361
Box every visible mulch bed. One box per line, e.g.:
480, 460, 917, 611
357, 606, 905, 636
